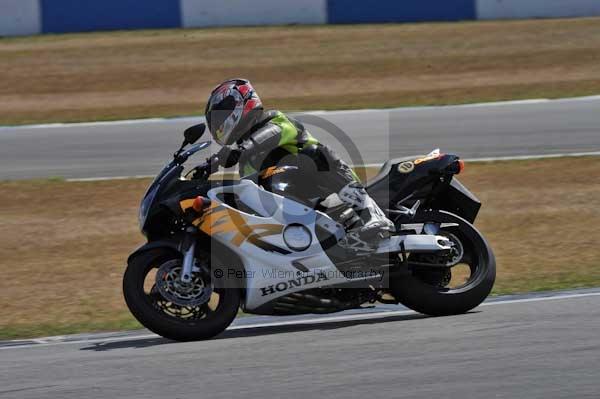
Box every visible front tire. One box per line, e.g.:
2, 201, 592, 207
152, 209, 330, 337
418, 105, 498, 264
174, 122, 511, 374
391, 210, 495, 316
123, 248, 240, 341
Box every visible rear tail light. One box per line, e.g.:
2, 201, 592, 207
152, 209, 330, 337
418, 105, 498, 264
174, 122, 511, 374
445, 159, 465, 175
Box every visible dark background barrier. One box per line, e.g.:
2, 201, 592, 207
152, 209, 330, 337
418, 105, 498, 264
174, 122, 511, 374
40, 0, 181, 33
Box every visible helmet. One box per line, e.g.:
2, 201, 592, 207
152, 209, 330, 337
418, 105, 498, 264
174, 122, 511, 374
205, 78, 263, 145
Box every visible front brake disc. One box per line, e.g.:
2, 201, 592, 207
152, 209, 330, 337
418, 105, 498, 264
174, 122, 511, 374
155, 260, 212, 307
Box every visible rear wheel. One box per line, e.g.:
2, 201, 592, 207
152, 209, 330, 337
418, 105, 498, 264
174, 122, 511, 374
123, 248, 240, 341
391, 210, 495, 316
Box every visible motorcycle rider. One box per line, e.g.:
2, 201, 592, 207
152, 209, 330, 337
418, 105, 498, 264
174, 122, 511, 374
205, 78, 394, 246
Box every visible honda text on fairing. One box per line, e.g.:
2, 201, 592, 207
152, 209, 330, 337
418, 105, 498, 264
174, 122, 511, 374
123, 124, 495, 341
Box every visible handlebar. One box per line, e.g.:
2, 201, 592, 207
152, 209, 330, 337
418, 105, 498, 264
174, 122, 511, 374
189, 154, 221, 181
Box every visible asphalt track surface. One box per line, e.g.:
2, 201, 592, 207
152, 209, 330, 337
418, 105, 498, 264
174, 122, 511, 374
2, 289, 600, 399
1, 96, 600, 180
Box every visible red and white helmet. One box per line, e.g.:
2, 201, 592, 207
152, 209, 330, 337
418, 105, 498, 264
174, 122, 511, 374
205, 79, 263, 145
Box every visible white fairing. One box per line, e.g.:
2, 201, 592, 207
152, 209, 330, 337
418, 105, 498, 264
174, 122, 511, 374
206, 180, 349, 310
205, 180, 453, 311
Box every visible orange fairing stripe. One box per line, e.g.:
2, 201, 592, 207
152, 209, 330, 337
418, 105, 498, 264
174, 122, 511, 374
179, 199, 196, 211
188, 202, 283, 247
260, 166, 287, 179
414, 153, 444, 165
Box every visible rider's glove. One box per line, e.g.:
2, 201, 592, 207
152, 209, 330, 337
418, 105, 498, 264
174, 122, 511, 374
216, 145, 241, 168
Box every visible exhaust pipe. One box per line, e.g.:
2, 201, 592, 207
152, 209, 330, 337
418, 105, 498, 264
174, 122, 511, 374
376, 234, 452, 254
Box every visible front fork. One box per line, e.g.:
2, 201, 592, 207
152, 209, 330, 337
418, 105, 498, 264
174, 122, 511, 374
180, 227, 197, 283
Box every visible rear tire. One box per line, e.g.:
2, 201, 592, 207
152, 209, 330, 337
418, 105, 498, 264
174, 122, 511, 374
123, 248, 240, 341
391, 211, 495, 316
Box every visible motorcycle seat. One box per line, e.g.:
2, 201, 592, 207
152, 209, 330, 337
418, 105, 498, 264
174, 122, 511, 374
366, 156, 415, 189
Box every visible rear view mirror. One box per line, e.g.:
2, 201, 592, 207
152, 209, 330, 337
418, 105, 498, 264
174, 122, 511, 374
183, 123, 206, 145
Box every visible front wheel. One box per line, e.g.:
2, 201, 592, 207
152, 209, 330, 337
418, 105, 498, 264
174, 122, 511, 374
391, 210, 496, 316
123, 248, 240, 341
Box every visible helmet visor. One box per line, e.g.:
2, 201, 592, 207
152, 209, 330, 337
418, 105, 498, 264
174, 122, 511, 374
207, 96, 240, 145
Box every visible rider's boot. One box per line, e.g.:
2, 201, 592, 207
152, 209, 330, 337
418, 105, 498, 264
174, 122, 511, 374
322, 182, 395, 248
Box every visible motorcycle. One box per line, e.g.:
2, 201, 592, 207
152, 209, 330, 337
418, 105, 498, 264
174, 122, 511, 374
123, 123, 495, 341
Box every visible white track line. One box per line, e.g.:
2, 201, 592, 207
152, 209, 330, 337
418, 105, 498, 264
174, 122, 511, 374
360, 150, 600, 168
312, 99, 553, 116
464, 151, 600, 162
2, 290, 600, 350
0, 116, 203, 131
2, 94, 600, 132
67, 174, 155, 182
66, 151, 600, 182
